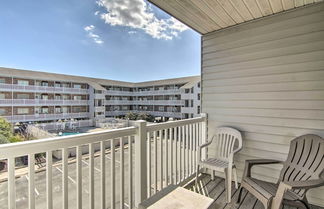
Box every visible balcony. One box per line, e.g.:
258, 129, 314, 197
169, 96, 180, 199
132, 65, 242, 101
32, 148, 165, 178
3, 112, 90, 122
0, 99, 89, 106
105, 100, 133, 105
104, 100, 184, 106
94, 106, 105, 112
0, 83, 89, 94
94, 94, 105, 100
133, 89, 181, 96
0, 115, 206, 209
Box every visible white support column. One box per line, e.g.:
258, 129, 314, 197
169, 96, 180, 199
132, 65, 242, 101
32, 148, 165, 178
134, 120, 147, 207
200, 113, 207, 161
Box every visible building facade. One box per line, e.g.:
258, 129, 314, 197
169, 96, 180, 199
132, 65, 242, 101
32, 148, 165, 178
0, 67, 200, 126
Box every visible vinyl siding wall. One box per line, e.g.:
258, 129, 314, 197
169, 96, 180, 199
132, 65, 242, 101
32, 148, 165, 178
201, 3, 324, 206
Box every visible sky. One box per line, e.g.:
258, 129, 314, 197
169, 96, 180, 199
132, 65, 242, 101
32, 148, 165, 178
0, 0, 201, 82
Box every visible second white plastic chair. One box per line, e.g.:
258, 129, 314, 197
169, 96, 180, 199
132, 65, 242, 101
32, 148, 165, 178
195, 127, 243, 203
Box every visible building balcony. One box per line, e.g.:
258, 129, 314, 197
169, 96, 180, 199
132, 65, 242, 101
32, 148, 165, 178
94, 106, 105, 113
105, 100, 133, 105
0, 99, 89, 106
0, 83, 89, 94
133, 89, 181, 96
94, 94, 105, 100
2, 112, 90, 122
181, 107, 195, 113
104, 99, 184, 106
0, 115, 206, 208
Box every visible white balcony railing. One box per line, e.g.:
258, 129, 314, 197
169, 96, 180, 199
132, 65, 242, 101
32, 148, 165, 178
104, 100, 184, 106
0, 115, 207, 209
3, 112, 90, 122
0, 83, 89, 94
104, 89, 181, 96
94, 106, 106, 112
0, 99, 89, 106
105, 110, 183, 118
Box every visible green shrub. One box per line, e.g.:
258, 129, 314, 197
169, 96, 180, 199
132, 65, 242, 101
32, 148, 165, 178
0, 134, 10, 144
9, 135, 23, 143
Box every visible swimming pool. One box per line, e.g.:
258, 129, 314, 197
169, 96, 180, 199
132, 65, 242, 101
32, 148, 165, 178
59, 132, 81, 136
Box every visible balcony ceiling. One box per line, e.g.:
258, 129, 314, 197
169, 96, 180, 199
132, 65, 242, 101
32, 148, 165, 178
148, 0, 323, 34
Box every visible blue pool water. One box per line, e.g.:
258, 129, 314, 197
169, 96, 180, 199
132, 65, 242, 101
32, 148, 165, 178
60, 132, 81, 136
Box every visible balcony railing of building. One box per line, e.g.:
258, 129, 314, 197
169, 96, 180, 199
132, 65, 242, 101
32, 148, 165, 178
105, 110, 183, 118
104, 99, 184, 106
104, 89, 181, 96
0, 114, 207, 209
0, 84, 89, 94
0, 99, 89, 106
3, 112, 90, 122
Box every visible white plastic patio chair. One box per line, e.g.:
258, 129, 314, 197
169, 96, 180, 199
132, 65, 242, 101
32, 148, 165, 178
195, 127, 243, 203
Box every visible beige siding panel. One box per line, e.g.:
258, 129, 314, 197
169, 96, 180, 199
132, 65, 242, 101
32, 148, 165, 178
203, 64, 324, 82
202, 4, 324, 205
204, 29, 324, 59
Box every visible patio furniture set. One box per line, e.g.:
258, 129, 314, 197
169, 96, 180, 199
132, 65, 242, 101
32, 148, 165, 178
141, 128, 324, 209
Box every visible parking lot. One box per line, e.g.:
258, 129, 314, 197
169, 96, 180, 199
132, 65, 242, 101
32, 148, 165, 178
0, 147, 133, 209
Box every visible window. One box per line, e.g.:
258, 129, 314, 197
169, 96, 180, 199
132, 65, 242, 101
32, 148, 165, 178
17, 80, 29, 86
41, 82, 48, 86
35, 107, 40, 114
55, 83, 61, 87
74, 95, 82, 100
185, 89, 190, 94
197, 106, 200, 114
158, 106, 164, 111
73, 107, 82, 112
0, 108, 5, 115
63, 95, 69, 100
55, 107, 62, 113
191, 114, 194, 118
74, 84, 81, 89
17, 93, 29, 99
62, 107, 69, 113
191, 87, 194, 93
55, 95, 61, 100
198, 93, 200, 100
0, 78, 5, 84
191, 100, 194, 107
17, 108, 29, 114
0, 93, 5, 99
42, 95, 49, 100
41, 107, 49, 114
198, 82, 201, 88
185, 100, 189, 107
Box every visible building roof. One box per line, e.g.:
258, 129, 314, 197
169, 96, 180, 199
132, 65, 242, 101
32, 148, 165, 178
0, 67, 200, 88
148, 0, 323, 35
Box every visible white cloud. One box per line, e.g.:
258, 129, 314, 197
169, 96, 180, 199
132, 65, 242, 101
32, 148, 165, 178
128, 31, 137, 34
96, 0, 188, 40
94, 11, 100, 16
84, 25, 104, 44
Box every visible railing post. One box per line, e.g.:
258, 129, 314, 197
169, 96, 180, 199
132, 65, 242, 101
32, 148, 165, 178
200, 113, 208, 161
134, 120, 147, 207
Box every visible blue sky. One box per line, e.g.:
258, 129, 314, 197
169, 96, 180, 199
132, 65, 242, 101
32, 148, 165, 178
0, 0, 201, 82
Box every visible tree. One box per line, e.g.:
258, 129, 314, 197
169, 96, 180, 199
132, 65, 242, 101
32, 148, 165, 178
0, 118, 13, 139
125, 112, 138, 120
0, 134, 10, 144
0, 118, 23, 143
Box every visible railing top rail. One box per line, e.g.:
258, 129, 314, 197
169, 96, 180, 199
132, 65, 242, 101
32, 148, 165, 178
0, 126, 136, 159
146, 116, 205, 132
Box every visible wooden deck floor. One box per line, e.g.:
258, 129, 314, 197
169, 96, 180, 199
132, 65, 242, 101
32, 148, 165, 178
185, 174, 323, 209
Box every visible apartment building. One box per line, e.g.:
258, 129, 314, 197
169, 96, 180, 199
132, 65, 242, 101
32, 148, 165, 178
0, 67, 200, 127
